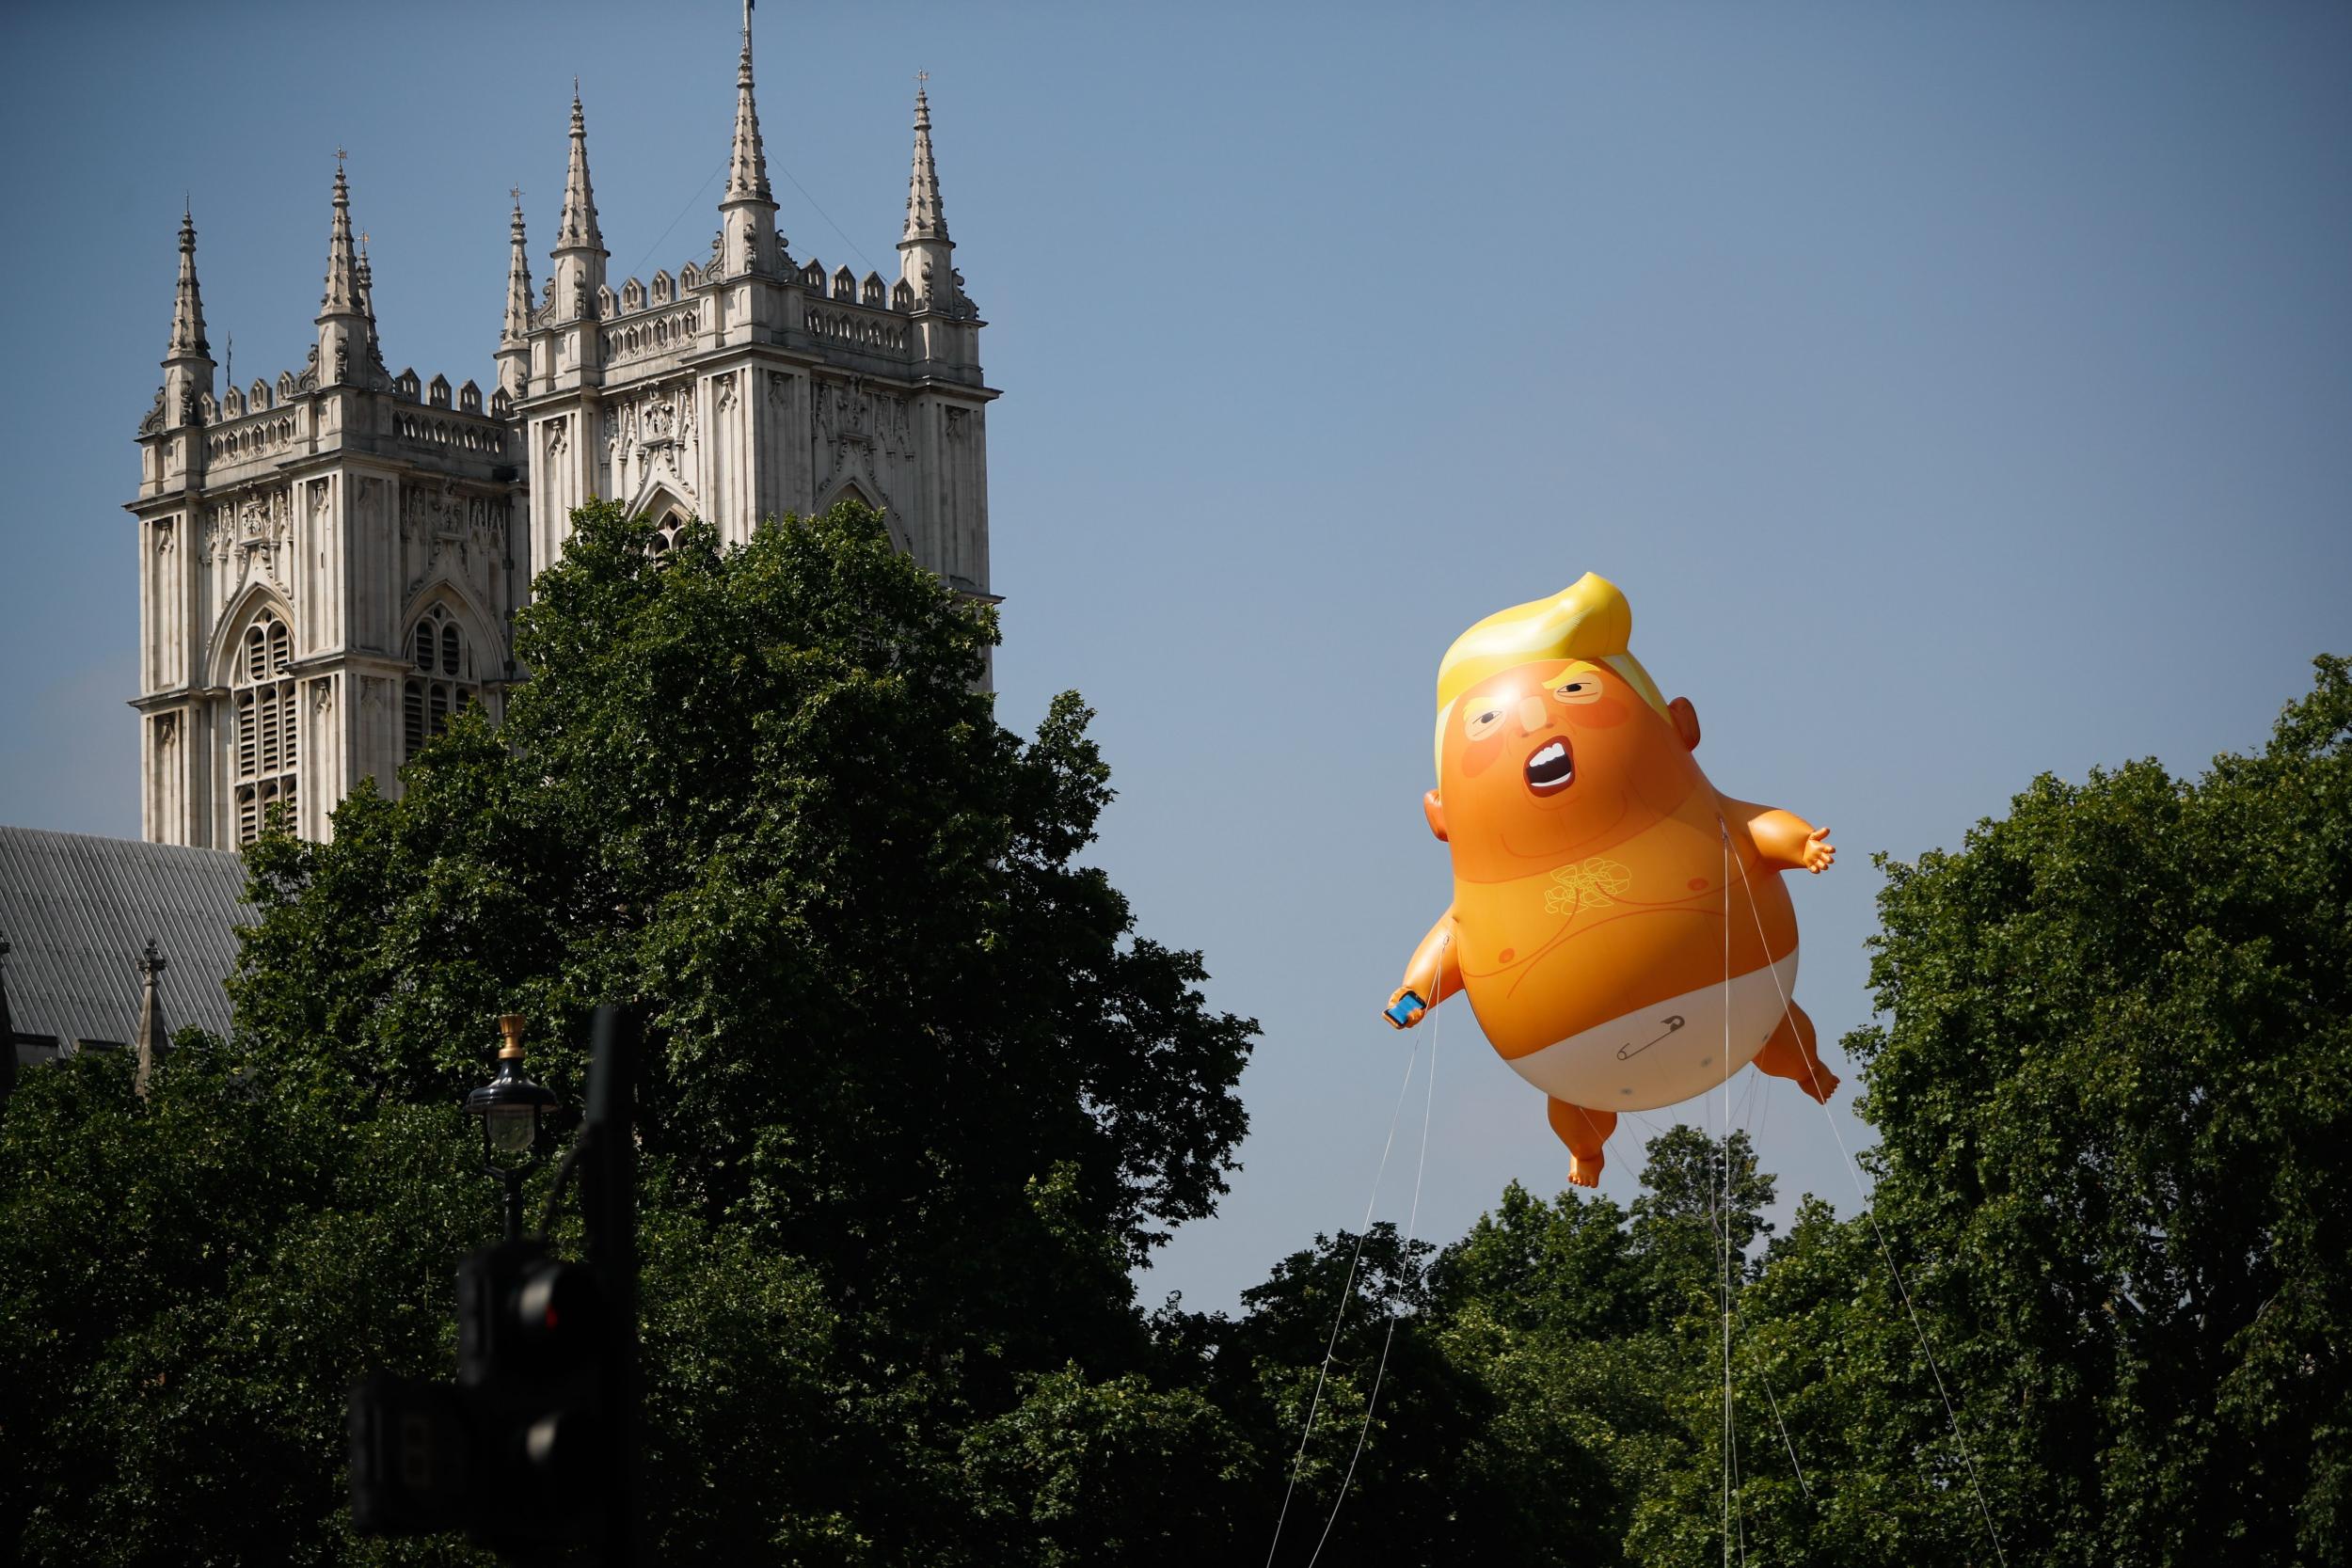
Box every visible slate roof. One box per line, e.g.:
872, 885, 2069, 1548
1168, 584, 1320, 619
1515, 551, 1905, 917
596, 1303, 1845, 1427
0, 826, 251, 1066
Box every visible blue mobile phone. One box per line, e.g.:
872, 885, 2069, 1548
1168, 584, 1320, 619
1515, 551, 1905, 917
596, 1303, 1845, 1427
1385, 990, 1426, 1027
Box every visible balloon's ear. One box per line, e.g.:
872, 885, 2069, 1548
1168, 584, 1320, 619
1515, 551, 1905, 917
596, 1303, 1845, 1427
1423, 790, 1449, 842
1669, 697, 1702, 752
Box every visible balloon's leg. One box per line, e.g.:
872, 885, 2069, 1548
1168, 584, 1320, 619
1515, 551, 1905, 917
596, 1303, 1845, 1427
1751, 1002, 1839, 1105
1546, 1100, 1618, 1188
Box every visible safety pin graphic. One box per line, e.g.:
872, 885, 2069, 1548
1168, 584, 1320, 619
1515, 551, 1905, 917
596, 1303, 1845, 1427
1616, 1014, 1686, 1061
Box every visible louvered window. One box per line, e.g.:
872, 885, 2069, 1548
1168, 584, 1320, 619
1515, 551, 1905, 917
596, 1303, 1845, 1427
231, 609, 299, 845
403, 604, 481, 761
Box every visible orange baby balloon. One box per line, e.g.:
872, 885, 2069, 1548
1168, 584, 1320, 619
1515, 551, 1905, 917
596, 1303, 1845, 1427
1384, 575, 1838, 1187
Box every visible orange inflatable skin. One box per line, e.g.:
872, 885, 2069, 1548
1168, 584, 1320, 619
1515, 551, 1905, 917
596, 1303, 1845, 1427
1385, 651, 1838, 1187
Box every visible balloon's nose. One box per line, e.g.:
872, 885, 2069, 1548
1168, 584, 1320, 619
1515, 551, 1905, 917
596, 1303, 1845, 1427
1517, 695, 1551, 735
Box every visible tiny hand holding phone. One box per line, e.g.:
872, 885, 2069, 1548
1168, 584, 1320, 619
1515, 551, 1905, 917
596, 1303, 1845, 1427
1384, 990, 1426, 1029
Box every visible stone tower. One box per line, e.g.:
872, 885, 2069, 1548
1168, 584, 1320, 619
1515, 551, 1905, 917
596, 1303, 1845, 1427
518, 19, 993, 591
129, 14, 994, 848
128, 171, 526, 848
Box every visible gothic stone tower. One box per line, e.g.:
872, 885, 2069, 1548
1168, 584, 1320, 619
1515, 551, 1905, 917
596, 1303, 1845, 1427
517, 23, 993, 594
128, 177, 526, 848
129, 14, 993, 848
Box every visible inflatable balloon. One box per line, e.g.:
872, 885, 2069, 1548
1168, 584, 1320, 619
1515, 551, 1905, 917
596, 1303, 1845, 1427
1384, 573, 1838, 1185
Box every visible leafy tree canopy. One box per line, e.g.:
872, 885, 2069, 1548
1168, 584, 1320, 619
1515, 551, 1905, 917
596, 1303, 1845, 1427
5, 501, 1257, 1564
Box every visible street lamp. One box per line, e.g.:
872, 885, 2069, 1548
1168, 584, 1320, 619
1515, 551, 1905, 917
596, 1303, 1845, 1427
466, 1013, 559, 1242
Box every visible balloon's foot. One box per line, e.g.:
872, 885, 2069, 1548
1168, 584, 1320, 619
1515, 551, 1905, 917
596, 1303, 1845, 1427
1567, 1155, 1602, 1188
1801, 1070, 1840, 1106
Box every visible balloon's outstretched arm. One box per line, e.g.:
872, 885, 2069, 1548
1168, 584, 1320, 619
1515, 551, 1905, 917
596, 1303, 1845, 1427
1724, 798, 1837, 875
1385, 911, 1462, 1029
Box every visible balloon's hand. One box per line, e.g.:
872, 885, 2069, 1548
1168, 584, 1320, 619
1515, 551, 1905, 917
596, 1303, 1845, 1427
1801, 826, 1836, 874
1384, 987, 1427, 1030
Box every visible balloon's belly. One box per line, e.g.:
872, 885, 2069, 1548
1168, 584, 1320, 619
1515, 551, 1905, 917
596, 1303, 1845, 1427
1488, 948, 1799, 1112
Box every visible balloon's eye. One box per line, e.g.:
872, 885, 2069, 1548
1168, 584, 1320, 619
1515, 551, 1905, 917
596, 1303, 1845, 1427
1464, 706, 1504, 742
1553, 677, 1601, 705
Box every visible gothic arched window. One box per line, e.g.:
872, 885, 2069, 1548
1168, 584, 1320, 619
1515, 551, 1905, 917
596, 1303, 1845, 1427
649, 510, 689, 556
232, 609, 298, 845
404, 604, 480, 760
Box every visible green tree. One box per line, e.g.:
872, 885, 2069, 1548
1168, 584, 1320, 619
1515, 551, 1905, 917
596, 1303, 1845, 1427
1770, 656, 2352, 1566
3, 501, 1259, 1565
0, 1037, 493, 1567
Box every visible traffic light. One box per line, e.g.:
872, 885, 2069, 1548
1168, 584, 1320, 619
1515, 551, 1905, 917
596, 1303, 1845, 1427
351, 1005, 641, 1562
350, 1240, 615, 1548
460, 1239, 613, 1544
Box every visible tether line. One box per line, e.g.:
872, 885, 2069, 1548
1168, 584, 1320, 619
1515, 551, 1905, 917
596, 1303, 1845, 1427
1718, 822, 1745, 1566
1728, 835, 2009, 1566
1304, 972, 1440, 1566
1263, 964, 1436, 1567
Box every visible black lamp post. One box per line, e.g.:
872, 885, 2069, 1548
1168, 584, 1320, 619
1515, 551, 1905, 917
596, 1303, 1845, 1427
465, 1013, 559, 1242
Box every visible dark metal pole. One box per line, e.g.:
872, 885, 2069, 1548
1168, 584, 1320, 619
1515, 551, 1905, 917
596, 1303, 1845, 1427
501, 1167, 524, 1243
580, 1005, 640, 1568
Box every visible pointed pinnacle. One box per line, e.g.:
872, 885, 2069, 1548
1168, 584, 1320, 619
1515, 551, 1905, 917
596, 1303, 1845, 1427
723, 3, 773, 206
557, 88, 605, 251
320, 157, 365, 318
167, 205, 209, 360
902, 79, 948, 244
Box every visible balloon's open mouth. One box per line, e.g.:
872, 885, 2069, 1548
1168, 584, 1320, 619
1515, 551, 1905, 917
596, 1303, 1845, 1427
1525, 737, 1574, 795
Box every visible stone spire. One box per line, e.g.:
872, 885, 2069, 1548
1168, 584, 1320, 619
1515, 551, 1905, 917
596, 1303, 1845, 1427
316, 154, 369, 386
503, 191, 533, 341
724, 0, 772, 205
320, 157, 363, 317
898, 78, 958, 309
167, 203, 210, 360
551, 87, 608, 321
902, 82, 948, 245
355, 232, 388, 384
717, 6, 781, 277
498, 189, 534, 399
157, 205, 215, 432
556, 87, 604, 254
134, 938, 169, 1100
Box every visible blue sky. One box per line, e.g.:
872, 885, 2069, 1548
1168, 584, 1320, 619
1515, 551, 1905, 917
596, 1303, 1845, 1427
3, 2, 2346, 1314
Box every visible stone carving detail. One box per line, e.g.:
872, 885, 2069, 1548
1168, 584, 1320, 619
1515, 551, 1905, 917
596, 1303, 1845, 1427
545, 416, 569, 458
139, 386, 167, 436
714, 371, 738, 413
295, 344, 320, 393
310, 677, 334, 716
813, 377, 906, 522
643, 390, 678, 444
946, 406, 970, 443
155, 711, 177, 748
767, 370, 791, 408
403, 479, 504, 601
154, 518, 175, 555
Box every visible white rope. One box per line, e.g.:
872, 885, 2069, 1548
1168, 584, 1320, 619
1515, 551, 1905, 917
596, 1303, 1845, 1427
1304, 972, 1441, 1566
1728, 829, 2009, 1566
1263, 972, 1432, 1566
1757, 1363, 1811, 1499
1718, 823, 1746, 1567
